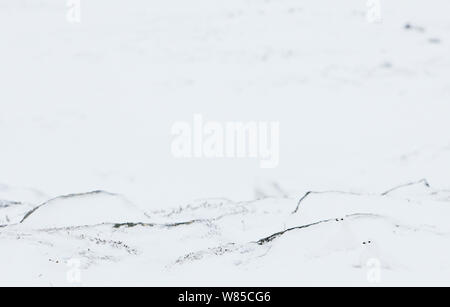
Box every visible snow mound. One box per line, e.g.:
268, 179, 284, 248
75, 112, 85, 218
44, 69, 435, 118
20, 191, 149, 229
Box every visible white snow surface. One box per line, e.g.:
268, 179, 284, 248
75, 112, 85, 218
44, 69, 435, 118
1, 0, 450, 285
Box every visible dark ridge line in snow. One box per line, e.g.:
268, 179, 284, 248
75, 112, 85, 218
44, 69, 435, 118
113, 207, 249, 230
112, 219, 207, 229
13, 222, 153, 232
174, 213, 394, 265
5, 194, 247, 230
12, 178, 439, 229
292, 191, 365, 214
25, 208, 248, 232
31, 219, 204, 232
257, 212, 448, 247
292, 179, 433, 214
31, 221, 187, 232
381, 178, 430, 196
256, 213, 383, 245
19, 190, 130, 224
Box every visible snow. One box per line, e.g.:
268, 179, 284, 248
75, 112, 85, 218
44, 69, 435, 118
2, 181, 450, 286
20, 191, 150, 229
1, 0, 450, 286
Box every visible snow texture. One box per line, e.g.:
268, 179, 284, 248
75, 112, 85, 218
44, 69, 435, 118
1, 0, 450, 286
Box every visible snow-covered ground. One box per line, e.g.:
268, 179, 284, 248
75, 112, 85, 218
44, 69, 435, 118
1, 0, 450, 286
